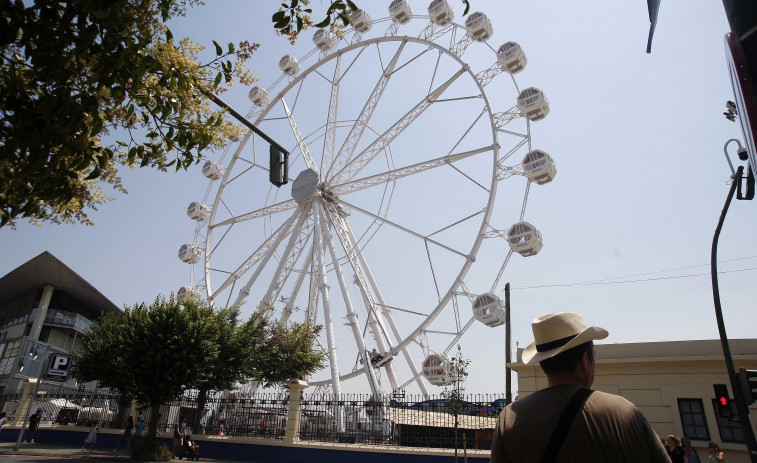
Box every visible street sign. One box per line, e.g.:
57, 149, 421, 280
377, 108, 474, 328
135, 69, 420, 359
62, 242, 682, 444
45, 353, 73, 382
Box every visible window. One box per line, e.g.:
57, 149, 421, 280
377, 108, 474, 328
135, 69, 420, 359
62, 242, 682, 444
678, 399, 710, 441
711, 399, 745, 444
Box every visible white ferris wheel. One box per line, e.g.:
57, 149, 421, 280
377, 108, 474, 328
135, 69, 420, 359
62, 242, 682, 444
179, 0, 556, 397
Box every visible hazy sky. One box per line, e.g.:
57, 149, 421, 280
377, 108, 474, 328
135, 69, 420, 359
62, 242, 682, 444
1, 1, 754, 395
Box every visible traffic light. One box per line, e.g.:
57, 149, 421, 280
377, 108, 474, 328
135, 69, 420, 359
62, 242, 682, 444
737, 368, 757, 406
714, 383, 733, 419
269, 145, 288, 187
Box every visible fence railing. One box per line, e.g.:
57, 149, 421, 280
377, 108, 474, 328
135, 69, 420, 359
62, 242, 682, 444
0, 389, 508, 450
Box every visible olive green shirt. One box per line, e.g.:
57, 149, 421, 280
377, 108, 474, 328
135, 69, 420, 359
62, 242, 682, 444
491, 383, 671, 463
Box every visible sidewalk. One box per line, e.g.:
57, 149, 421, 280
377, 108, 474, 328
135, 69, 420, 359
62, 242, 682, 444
0, 441, 240, 462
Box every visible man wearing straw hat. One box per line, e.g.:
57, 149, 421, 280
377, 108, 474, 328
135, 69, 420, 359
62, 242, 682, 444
491, 313, 669, 463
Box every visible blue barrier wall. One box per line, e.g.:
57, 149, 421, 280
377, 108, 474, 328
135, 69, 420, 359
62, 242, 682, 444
0, 428, 491, 463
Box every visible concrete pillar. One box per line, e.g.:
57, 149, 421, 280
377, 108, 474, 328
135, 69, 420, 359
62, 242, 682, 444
13, 378, 38, 426
29, 285, 54, 341
284, 379, 308, 443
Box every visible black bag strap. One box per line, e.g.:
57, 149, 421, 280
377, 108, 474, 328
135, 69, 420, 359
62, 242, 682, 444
538, 388, 594, 463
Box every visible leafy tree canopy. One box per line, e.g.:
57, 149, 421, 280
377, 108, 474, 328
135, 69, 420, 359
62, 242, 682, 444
72, 295, 326, 437
0, 0, 255, 227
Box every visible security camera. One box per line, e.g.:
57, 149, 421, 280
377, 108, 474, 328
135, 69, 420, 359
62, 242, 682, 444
738, 147, 748, 161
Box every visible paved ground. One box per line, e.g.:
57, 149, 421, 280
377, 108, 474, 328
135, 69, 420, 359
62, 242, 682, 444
0, 442, 240, 462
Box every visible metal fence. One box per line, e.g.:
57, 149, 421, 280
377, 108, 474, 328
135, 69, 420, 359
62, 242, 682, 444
298, 393, 506, 449
0, 388, 507, 450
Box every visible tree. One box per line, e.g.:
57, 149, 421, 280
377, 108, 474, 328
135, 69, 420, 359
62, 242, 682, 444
0, 0, 255, 227
72, 296, 327, 441
73, 295, 221, 440
440, 345, 470, 462
252, 320, 327, 388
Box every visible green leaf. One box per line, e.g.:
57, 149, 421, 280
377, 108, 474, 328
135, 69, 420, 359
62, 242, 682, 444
272, 11, 286, 21
213, 40, 222, 56
314, 17, 330, 28
346, 0, 358, 10
85, 167, 101, 180
462, 0, 470, 16
165, 27, 173, 41
227, 42, 235, 54
274, 16, 291, 29
292, 0, 299, 7
214, 71, 222, 86
297, 16, 303, 31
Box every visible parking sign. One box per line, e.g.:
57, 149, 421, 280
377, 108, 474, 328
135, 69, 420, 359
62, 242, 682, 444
46, 353, 74, 381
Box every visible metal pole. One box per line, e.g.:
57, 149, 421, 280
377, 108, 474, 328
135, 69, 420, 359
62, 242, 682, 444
14, 352, 48, 451
710, 166, 757, 462
201, 91, 289, 155
505, 282, 512, 404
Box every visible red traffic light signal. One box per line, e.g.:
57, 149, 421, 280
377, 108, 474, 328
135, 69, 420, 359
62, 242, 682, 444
714, 383, 733, 419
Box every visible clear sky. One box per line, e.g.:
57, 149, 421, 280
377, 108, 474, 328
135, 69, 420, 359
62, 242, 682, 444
1, 0, 755, 395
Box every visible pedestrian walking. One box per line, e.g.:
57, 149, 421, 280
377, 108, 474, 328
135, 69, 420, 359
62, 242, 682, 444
0, 411, 6, 429
114, 415, 133, 451
135, 414, 145, 436
708, 441, 726, 463
25, 408, 42, 443
172, 416, 187, 459
81, 421, 99, 451
490, 312, 670, 463
667, 435, 688, 463
682, 437, 701, 463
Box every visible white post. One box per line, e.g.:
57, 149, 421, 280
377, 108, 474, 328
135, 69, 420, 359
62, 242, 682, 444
284, 379, 308, 443
29, 285, 53, 341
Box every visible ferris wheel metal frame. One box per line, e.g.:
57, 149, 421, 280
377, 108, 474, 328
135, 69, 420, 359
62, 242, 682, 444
180, 2, 554, 398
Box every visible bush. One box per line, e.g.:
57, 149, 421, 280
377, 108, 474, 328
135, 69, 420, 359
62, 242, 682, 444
128, 436, 172, 461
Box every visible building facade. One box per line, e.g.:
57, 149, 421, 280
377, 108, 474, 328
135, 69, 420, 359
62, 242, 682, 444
511, 339, 757, 463
0, 251, 121, 394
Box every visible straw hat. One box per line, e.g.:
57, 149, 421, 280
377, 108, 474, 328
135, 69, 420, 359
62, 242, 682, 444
522, 312, 608, 365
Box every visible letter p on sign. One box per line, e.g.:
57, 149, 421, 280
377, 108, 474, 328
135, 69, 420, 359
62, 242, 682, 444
46, 353, 74, 381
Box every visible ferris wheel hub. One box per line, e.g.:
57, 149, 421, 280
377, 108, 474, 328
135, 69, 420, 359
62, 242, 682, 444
291, 168, 319, 203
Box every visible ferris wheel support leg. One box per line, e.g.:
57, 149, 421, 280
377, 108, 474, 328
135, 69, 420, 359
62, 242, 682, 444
318, 203, 383, 397
325, 205, 400, 391
230, 206, 304, 310
260, 204, 311, 308
342, 220, 429, 396
313, 204, 344, 412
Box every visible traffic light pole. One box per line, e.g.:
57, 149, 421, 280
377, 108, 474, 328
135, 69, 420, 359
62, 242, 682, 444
202, 91, 289, 156
711, 165, 757, 462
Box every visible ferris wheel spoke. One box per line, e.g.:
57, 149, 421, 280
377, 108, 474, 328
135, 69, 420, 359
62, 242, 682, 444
260, 208, 314, 309
337, 198, 469, 259
331, 66, 467, 185
279, 246, 314, 325
281, 97, 319, 173
212, 199, 297, 229
331, 145, 493, 197
325, 41, 408, 181
319, 54, 341, 176
214, 205, 305, 307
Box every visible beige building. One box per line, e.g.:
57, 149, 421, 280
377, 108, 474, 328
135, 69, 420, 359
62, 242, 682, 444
511, 339, 757, 463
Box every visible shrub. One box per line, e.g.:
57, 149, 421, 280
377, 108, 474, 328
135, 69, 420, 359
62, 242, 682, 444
128, 436, 172, 461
